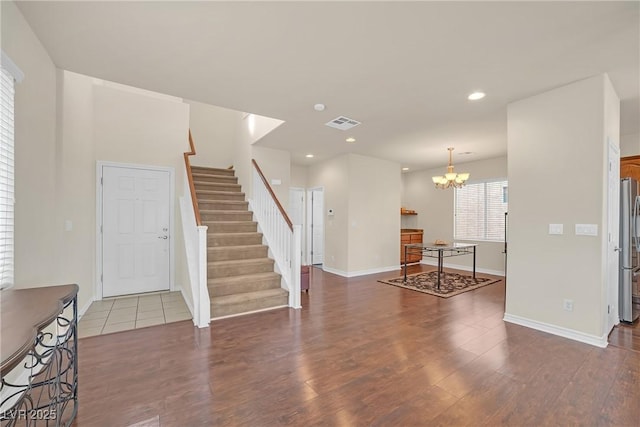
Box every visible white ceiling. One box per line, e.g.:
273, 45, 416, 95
15, 1, 640, 170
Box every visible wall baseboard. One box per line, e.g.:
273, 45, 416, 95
321, 265, 399, 278
178, 286, 195, 320
420, 259, 505, 277
503, 313, 608, 348
78, 298, 94, 320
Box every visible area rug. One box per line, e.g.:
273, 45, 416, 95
378, 270, 500, 298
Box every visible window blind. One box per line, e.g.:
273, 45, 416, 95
455, 180, 508, 242
0, 67, 15, 288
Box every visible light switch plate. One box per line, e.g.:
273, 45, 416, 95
549, 224, 563, 235
575, 224, 598, 236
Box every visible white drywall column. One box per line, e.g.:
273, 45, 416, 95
505, 74, 619, 346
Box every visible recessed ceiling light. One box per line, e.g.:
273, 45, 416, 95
458, 151, 473, 155
305, 154, 314, 158
314, 103, 325, 111
468, 92, 486, 101
346, 137, 356, 143
402, 167, 409, 171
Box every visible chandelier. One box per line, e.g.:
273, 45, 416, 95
431, 147, 470, 189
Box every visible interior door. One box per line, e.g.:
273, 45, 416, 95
102, 165, 171, 297
309, 188, 324, 265
607, 142, 620, 332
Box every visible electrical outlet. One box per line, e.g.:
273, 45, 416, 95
563, 299, 574, 312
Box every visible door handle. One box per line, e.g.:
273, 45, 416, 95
614, 247, 621, 252
158, 235, 168, 240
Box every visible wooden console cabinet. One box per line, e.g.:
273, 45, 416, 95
401, 229, 423, 264
1, 284, 79, 426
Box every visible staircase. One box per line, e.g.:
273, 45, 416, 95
191, 166, 289, 319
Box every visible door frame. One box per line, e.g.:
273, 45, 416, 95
606, 141, 620, 334
306, 186, 324, 266
95, 161, 175, 300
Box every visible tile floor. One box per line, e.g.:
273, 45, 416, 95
78, 291, 191, 338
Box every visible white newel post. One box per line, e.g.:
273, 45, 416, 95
196, 225, 210, 327
290, 225, 302, 309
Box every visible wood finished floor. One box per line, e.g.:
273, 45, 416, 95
74, 265, 640, 426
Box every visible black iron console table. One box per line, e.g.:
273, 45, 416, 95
403, 243, 478, 289
1, 284, 78, 426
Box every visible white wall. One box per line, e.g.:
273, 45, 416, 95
232, 113, 283, 199
185, 100, 240, 169
308, 153, 400, 276
620, 132, 640, 157
252, 146, 291, 210
290, 164, 308, 189
308, 155, 349, 272
56, 71, 191, 310
347, 154, 400, 273
402, 156, 508, 275
57, 71, 96, 308
2, 1, 61, 288
506, 74, 618, 345
92, 81, 191, 303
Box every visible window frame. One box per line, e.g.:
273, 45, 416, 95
0, 51, 23, 290
454, 178, 508, 243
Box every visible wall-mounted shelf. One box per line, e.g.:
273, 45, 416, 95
400, 208, 417, 215
401, 212, 417, 216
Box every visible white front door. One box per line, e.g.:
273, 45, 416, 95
606, 142, 620, 333
101, 165, 171, 298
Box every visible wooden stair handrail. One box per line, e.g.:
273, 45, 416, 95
252, 159, 293, 231
184, 130, 202, 226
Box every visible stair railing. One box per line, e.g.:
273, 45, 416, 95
180, 130, 210, 327
250, 159, 302, 309
184, 130, 202, 226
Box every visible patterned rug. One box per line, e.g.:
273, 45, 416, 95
378, 270, 501, 298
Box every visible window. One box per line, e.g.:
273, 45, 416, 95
455, 179, 508, 242
0, 54, 20, 289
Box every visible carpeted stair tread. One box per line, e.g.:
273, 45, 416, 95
200, 209, 251, 215
196, 190, 245, 200
208, 271, 279, 285
209, 257, 273, 267
192, 174, 238, 185
202, 221, 258, 233
191, 166, 235, 176
194, 182, 242, 191
207, 221, 258, 231
202, 220, 257, 225
211, 288, 287, 305
200, 211, 253, 220
210, 231, 262, 237
192, 172, 237, 179
209, 245, 267, 261
198, 201, 249, 211
209, 257, 274, 278
209, 232, 264, 247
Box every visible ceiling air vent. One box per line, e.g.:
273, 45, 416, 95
325, 116, 361, 131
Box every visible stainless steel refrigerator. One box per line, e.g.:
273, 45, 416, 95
619, 177, 640, 323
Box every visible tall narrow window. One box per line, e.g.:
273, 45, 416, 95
0, 64, 16, 288
455, 179, 508, 242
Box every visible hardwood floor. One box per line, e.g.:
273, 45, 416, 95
608, 300, 640, 353
74, 265, 640, 426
